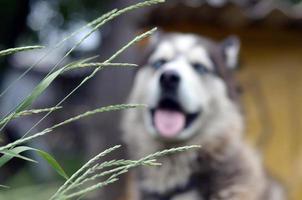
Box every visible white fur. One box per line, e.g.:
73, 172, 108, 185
188, 47, 214, 70
172, 190, 201, 200
150, 41, 174, 63
172, 34, 196, 52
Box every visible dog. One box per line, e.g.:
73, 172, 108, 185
122, 31, 285, 200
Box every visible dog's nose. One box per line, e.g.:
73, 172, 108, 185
160, 70, 180, 90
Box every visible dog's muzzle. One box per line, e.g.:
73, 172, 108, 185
150, 70, 200, 139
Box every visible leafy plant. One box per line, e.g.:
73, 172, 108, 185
0, 0, 200, 199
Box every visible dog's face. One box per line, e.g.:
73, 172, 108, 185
130, 32, 240, 142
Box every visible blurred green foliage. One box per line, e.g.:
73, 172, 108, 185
287, 0, 302, 4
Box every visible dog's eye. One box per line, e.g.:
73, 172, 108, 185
192, 62, 209, 74
152, 59, 167, 69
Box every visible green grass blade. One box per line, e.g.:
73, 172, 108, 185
0, 56, 98, 130
0, 107, 62, 127
0, 146, 38, 167
63, 55, 99, 70
55, 9, 118, 48
0, 146, 68, 180
51, 104, 145, 129
65, 62, 137, 71
0, 185, 9, 189
0, 104, 144, 151
15, 69, 64, 113
0, 68, 65, 132
36, 149, 69, 180
0, 46, 44, 57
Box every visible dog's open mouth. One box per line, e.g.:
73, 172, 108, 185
150, 98, 200, 138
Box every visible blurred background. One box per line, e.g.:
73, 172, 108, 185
0, 0, 302, 199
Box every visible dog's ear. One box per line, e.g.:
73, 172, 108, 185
221, 36, 240, 70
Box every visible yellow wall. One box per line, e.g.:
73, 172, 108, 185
239, 32, 302, 200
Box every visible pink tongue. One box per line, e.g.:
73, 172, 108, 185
154, 109, 185, 138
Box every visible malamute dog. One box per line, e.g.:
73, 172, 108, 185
122, 32, 284, 200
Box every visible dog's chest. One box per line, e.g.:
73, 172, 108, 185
138, 152, 217, 200
140, 174, 213, 200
